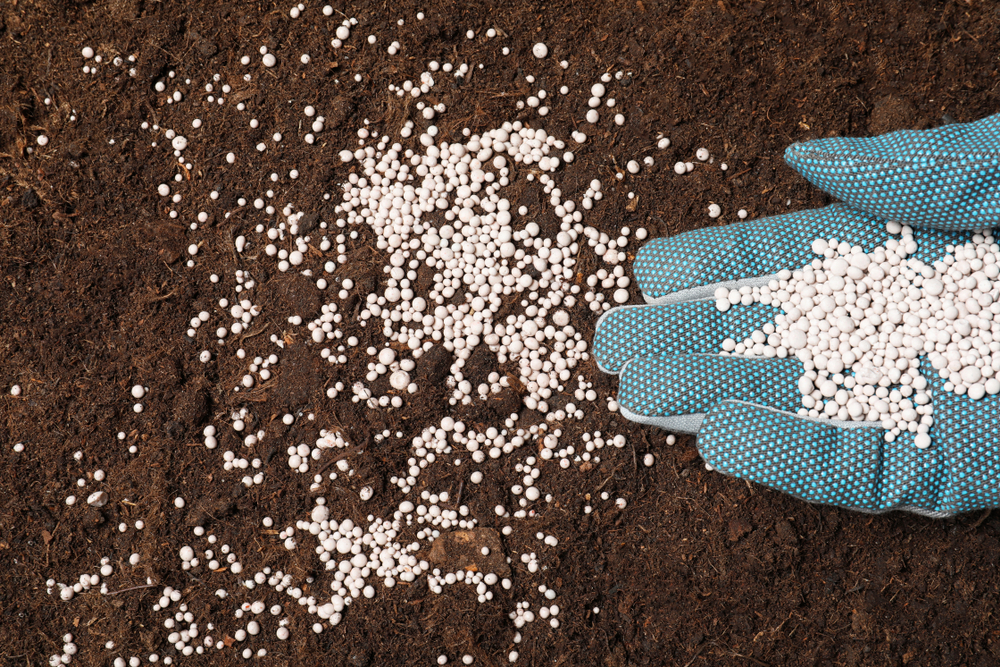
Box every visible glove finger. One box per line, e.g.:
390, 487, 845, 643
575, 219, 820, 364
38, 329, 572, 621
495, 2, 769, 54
592, 300, 780, 375
615, 354, 805, 434
695, 400, 949, 514
784, 113, 1000, 231
635, 206, 986, 301
634, 204, 889, 302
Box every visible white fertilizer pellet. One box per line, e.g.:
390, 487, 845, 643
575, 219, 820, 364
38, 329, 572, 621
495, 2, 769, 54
718, 222, 1000, 446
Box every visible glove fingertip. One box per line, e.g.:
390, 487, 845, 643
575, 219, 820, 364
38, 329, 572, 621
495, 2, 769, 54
591, 305, 638, 375
695, 400, 888, 511
783, 114, 1000, 231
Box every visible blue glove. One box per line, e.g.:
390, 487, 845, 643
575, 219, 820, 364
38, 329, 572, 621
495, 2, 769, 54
593, 114, 1000, 516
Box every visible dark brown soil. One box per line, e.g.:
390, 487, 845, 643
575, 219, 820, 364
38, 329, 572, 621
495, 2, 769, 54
2, 1, 1000, 666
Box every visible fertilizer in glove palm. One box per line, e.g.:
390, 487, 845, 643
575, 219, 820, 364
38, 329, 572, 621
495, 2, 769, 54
720, 222, 1000, 448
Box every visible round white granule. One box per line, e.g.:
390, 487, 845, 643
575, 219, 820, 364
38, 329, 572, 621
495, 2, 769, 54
157, 184, 171, 197
389, 371, 411, 390
262, 53, 276, 67
311, 504, 329, 523
187, 244, 198, 256
696, 147, 710, 161
673, 161, 686, 175
613, 289, 629, 304
10, 385, 21, 396
131, 384, 145, 398
359, 486, 373, 501
626, 160, 640, 174
171, 136, 188, 151
87, 491, 108, 507
82, 47, 95, 59
708, 204, 722, 218
657, 137, 671, 149
643, 453, 655, 467
174, 497, 185, 509
37, 135, 49, 146
532, 42, 548, 58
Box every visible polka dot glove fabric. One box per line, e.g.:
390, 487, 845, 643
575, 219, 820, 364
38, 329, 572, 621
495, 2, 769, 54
594, 114, 1000, 514
785, 113, 1000, 231
613, 352, 1000, 516
696, 363, 1000, 517
630, 204, 891, 303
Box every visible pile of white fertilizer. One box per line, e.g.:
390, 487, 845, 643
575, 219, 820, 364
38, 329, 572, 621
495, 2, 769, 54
718, 222, 1000, 447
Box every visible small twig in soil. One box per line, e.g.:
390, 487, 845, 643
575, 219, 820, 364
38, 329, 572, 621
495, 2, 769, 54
106, 583, 158, 596
239, 322, 269, 342
317, 445, 364, 475
594, 465, 622, 493
682, 646, 705, 667
147, 287, 179, 303
966, 508, 992, 531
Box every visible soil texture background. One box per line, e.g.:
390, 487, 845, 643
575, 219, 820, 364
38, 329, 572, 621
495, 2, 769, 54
2, 1, 1000, 666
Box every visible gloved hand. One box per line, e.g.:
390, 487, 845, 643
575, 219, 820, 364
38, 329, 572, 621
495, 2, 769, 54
593, 113, 1000, 516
